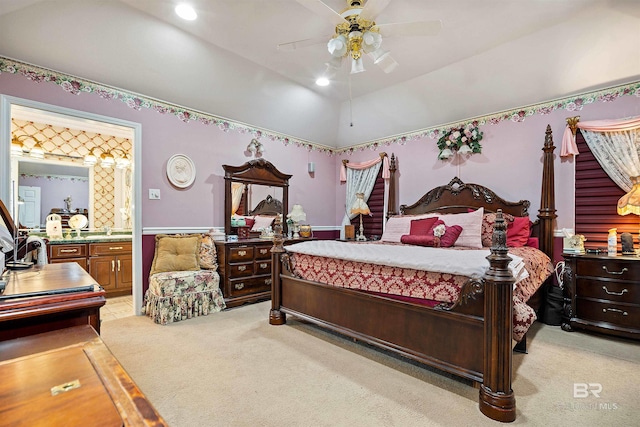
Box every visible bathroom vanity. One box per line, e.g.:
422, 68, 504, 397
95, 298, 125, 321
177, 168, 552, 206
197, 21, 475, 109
47, 234, 132, 297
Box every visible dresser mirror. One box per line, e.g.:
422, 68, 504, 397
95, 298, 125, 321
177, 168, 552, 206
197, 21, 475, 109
223, 159, 292, 237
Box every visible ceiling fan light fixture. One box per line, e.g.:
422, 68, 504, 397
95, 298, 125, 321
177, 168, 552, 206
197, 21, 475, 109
362, 30, 381, 53
316, 77, 330, 86
351, 57, 365, 74
372, 49, 398, 73
328, 35, 347, 57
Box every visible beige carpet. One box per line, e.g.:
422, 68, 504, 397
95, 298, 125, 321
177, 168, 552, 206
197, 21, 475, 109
101, 302, 639, 426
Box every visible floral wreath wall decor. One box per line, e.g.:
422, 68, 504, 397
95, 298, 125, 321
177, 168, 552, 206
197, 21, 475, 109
436, 124, 483, 160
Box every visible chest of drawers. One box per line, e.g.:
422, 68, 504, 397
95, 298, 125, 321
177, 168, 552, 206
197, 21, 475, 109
562, 253, 639, 339
215, 239, 274, 308
215, 238, 312, 308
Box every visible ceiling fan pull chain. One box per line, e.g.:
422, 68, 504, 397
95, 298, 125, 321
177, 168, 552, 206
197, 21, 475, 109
349, 75, 354, 127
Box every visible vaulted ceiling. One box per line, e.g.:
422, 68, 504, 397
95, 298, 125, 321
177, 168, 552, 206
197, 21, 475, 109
0, 0, 638, 148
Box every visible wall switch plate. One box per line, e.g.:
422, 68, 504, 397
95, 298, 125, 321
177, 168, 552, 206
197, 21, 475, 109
149, 189, 161, 200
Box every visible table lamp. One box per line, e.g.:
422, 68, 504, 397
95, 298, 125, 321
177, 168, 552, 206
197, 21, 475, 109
287, 204, 306, 239
617, 175, 640, 254
350, 193, 370, 241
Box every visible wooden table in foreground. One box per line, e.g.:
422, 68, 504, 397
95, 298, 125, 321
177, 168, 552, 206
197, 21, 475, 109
0, 325, 167, 426
0, 263, 105, 341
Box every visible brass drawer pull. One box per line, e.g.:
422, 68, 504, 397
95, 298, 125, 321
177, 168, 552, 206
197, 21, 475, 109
602, 286, 628, 296
235, 282, 245, 290
238, 265, 247, 271
260, 249, 268, 254
60, 249, 78, 253
259, 263, 268, 269
602, 308, 628, 316
109, 246, 124, 250
602, 266, 628, 275
238, 250, 247, 256
51, 379, 81, 396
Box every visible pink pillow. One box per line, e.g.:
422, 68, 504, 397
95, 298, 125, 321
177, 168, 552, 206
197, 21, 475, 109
410, 217, 440, 235
381, 214, 432, 243
251, 215, 276, 232
438, 208, 483, 248
507, 216, 530, 247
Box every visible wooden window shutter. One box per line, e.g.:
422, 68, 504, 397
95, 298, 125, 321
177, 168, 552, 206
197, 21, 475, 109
574, 131, 638, 250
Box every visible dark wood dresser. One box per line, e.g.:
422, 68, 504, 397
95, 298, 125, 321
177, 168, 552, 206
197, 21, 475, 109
562, 253, 639, 339
215, 238, 310, 308
215, 239, 274, 308
0, 263, 105, 341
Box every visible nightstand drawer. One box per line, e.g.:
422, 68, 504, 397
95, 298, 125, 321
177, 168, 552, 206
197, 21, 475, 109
255, 260, 271, 275
576, 278, 639, 304
229, 262, 254, 277
228, 276, 272, 297
576, 298, 640, 329
254, 246, 272, 260
229, 246, 254, 262
576, 258, 640, 281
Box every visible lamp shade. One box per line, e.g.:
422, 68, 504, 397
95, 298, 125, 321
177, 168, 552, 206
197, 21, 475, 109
287, 204, 307, 223
617, 176, 640, 216
351, 193, 370, 215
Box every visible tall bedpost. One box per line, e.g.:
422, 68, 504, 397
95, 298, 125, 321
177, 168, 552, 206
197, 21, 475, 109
479, 210, 516, 422
269, 218, 286, 325
387, 153, 397, 218
538, 124, 557, 260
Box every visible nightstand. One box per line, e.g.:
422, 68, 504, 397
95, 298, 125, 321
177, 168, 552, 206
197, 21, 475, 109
562, 253, 640, 340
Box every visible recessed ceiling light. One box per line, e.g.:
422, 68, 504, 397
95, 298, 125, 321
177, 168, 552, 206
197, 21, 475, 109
316, 77, 330, 86
175, 3, 197, 21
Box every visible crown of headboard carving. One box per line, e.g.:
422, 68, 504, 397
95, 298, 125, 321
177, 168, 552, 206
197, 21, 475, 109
400, 177, 530, 217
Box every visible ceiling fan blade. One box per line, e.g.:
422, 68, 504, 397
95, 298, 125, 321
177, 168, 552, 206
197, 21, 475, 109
296, 0, 347, 26
278, 35, 332, 51
376, 20, 442, 38
359, 0, 391, 21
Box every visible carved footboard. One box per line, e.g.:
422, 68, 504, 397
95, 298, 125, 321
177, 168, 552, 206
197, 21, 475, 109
270, 212, 516, 422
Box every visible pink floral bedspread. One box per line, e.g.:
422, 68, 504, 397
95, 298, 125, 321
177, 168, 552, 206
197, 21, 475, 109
288, 244, 553, 342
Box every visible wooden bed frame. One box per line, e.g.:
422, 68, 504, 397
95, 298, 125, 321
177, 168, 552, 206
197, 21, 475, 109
269, 125, 557, 422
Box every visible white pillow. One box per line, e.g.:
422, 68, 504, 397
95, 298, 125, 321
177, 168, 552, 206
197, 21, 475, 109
251, 215, 276, 232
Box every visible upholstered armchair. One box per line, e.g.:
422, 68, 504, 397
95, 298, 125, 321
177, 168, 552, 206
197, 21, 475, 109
143, 233, 226, 325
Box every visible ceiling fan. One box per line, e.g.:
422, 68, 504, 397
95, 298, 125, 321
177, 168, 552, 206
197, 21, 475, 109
279, 0, 442, 75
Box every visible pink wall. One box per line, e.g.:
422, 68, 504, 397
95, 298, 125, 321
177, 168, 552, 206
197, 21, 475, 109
0, 72, 337, 229
2, 70, 639, 234
336, 95, 640, 231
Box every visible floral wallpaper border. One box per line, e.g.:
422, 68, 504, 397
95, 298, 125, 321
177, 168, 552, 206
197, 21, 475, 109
1, 56, 639, 156
20, 173, 88, 182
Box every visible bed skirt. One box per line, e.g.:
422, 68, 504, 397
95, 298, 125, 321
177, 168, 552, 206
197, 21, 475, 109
143, 270, 226, 325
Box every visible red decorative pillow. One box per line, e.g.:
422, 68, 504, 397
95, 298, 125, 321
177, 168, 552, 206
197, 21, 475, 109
507, 216, 530, 247
439, 224, 464, 247
409, 217, 439, 235
400, 234, 436, 246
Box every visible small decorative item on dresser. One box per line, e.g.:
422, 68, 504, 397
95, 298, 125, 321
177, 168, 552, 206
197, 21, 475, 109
621, 232, 634, 255
344, 225, 355, 240
299, 225, 312, 238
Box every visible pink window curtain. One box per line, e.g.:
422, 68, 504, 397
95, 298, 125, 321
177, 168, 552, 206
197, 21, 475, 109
340, 155, 390, 182
560, 116, 640, 157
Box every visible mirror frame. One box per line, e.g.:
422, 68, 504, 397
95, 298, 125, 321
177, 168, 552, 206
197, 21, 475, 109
223, 159, 291, 237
